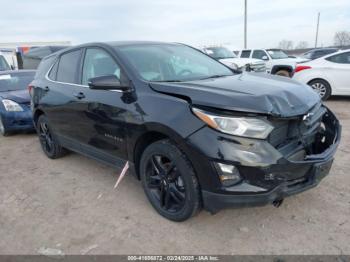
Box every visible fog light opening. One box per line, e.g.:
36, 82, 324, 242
216, 163, 242, 187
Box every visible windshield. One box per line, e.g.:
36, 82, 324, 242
0, 72, 35, 92
204, 47, 236, 59
118, 44, 234, 82
0, 56, 11, 71
267, 49, 289, 59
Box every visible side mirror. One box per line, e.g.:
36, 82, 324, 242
261, 55, 269, 61
88, 75, 129, 91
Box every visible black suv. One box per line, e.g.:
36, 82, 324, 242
30, 42, 341, 221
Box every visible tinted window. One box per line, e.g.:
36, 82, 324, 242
240, 50, 251, 58
267, 50, 289, 59
118, 44, 234, 82
0, 71, 35, 92
326, 52, 350, 64
204, 47, 236, 59
0, 56, 11, 71
56, 50, 82, 84
35, 55, 56, 79
252, 50, 267, 60
82, 48, 121, 85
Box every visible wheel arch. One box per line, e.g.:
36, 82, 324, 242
131, 123, 190, 179
33, 108, 45, 128
307, 77, 331, 88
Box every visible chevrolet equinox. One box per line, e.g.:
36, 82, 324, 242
30, 42, 341, 221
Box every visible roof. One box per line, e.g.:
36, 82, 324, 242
0, 70, 36, 75
43, 41, 183, 60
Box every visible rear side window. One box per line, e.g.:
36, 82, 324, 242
35, 56, 56, 79
240, 50, 251, 58
56, 50, 82, 84
48, 60, 58, 80
326, 52, 350, 64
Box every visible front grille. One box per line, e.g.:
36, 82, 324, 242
268, 103, 326, 150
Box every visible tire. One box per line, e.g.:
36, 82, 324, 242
275, 70, 290, 77
36, 115, 67, 159
308, 79, 332, 101
0, 116, 10, 136
139, 139, 201, 221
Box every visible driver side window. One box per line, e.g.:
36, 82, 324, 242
82, 48, 121, 86
252, 50, 268, 60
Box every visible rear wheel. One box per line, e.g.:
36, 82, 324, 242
275, 70, 290, 77
140, 139, 201, 221
37, 115, 67, 159
308, 79, 331, 101
0, 116, 10, 136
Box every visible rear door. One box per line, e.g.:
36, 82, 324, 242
44, 48, 87, 146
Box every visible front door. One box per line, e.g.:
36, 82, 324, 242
76, 47, 130, 164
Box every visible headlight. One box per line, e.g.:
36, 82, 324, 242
1, 99, 23, 112
192, 107, 274, 139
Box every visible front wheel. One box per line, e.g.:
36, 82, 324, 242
308, 79, 332, 101
140, 139, 201, 221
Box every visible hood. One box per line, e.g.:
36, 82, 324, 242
0, 89, 30, 104
219, 58, 265, 67
150, 73, 320, 117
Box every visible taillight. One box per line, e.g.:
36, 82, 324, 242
295, 65, 312, 73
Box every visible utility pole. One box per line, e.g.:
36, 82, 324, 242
244, 0, 247, 48
315, 12, 320, 48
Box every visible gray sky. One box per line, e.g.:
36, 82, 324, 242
1, 0, 350, 49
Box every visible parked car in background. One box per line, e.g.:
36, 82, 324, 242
0, 55, 11, 71
31, 41, 340, 221
302, 48, 339, 61
293, 49, 350, 100
20, 46, 69, 69
0, 70, 35, 136
238, 48, 307, 77
201, 46, 266, 72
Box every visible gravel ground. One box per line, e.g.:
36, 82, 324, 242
0, 98, 349, 255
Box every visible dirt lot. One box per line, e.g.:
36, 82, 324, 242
0, 98, 349, 255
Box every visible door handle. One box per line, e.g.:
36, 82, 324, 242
73, 92, 85, 99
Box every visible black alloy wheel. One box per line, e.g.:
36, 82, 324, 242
140, 139, 201, 221
37, 115, 67, 159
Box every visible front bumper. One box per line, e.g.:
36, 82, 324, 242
185, 106, 341, 213
1, 105, 34, 132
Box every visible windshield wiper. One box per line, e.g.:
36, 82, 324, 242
199, 74, 231, 80
152, 80, 183, 83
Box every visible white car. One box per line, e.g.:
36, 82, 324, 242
293, 49, 350, 100
201, 46, 266, 73
0, 54, 11, 71
238, 48, 308, 77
